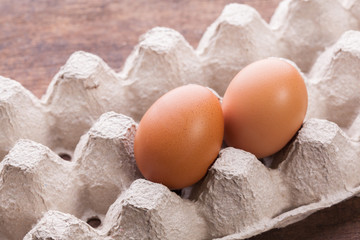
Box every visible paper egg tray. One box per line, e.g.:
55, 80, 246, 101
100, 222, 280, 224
1, 0, 360, 239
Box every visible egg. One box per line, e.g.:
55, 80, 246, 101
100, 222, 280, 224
222, 58, 308, 158
134, 84, 224, 189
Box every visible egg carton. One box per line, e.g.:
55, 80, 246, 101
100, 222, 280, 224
1, 0, 360, 239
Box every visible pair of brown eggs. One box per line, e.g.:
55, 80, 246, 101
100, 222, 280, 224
134, 58, 308, 190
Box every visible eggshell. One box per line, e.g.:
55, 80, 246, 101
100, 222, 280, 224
134, 84, 224, 189
222, 58, 308, 158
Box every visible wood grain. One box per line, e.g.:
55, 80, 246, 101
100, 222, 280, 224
0, 0, 278, 98
1, 0, 360, 239
250, 197, 360, 240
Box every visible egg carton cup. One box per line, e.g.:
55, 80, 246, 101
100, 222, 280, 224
1, 0, 360, 239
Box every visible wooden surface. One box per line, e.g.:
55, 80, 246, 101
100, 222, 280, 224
0, 0, 279, 98
1, 0, 360, 239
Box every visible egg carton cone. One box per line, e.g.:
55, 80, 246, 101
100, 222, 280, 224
1, 0, 360, 239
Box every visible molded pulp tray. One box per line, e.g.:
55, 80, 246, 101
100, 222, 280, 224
1, 0, 360, 239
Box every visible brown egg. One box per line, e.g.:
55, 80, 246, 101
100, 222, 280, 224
134, 84, 224, 189
222, 58, 308, 158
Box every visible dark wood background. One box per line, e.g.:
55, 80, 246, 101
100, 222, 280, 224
1, 0, 360, 239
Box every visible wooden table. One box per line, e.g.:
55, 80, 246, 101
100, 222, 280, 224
1, 0, 360, 239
